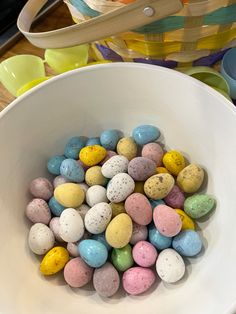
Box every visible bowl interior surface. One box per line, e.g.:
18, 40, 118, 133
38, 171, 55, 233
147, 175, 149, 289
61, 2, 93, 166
0, 63, 236, 314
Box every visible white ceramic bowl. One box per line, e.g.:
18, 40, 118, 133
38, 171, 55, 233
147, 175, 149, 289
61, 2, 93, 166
0, 64, 236, 314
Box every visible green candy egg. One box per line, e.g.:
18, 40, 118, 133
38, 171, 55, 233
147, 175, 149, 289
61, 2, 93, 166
111, 244, 134, 272
184, 194, 215, 219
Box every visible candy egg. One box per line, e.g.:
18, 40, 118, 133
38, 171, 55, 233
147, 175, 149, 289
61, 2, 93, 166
134, 181, 145, 194
175, 209, 195, 230
125, 193, 152, 225
85, 166, 107, 186
30, 177, 53, 201
153, 205, 182, 237
64, 257, 93, 287
111, 244, 134, 272
40, 246, 69, 275
60, 158, 85, 183
130, 222, 148, 245
100, 129, 121, 150
177, 164, 204, 193
92, 233, 111, 251
84, 202, 112, 234
54, 183, 84, 208
76, 204, 90, 220
164, 185, 185, 209
67, 242, 80, 257
105, 213, 132, 248
28, 223, 55, 255
172, 230, 202, 257
156, 248, 185, 283
64, 136, 87, 159
100, 150, 117, 165
47, 155, 66, 175
132, 241, 158, 267
78, 182, 89, 193
86, 137, 101, 146
101, 155, 129, 178
110, 202, 125, 218
59, 208, 84, 242
48, 196, 66, 216
132, 125, 160, 145
78, 239, 108, 268
79, 145, 107, 166
141, 142, 164, 166
184, 194, 215, 219
149, 199, 165, 209
86, 185, 108, 207
107, 173, 135, 203
144, 173, 175, 200
53, 175, 71, 188
163, 150, 186, 176
49, 217, 65, 242
93, 262, 120, 297
128, 157, 156, 181
117, 137, 137, 161
148, 223, 172, 250
26, 198, 51, 224
156, 167, 170, 174
123, 267, 156, 295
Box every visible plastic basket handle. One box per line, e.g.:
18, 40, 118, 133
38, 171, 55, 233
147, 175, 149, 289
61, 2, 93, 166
17, 0, 183, 49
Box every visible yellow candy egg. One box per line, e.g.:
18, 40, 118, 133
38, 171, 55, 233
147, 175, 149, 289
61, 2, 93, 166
116, 137, 137, 161
156, 167, 170, 174
105, 213, 132, 248
79, 145, 107, 166
177, 163, 204, 193
40, 246, 69, 275
134, 181, 145, 194
175, 209, 195, 230
144, 173, 175, 200
110, 202, 125, 218
163, 150, 185, 176
54, 183, 84, 207
85, 166, 107, 186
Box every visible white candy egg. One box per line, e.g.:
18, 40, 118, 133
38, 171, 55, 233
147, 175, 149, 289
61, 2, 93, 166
101, 155, 129, 178
86, 185, 108, 207
85, 202, 112, 234
59, 208, 84, 242
107, 173, 135, 203
49, 217, 64, 242
156, 248, 185, 283
28, 223, 55, 255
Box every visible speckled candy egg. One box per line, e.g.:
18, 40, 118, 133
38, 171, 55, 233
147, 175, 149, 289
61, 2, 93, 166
29, 177, 53, 201
85, 166, 107, 186
132, 125, 160, 145
175, 209, 195, 230
92, 233, 111, 251
177, 164, 204, 193
64, 136, 87, 159
53, 175, 71, 188
100, 129, 121, 150
107, 173, 135, 203
54, 183, 85, 208
132, 241, 158, 267
78, 183, 89, 193
86, 137, 101, 146
85, 203, 112, 234
76, 204, 90, 220
47, 155, 66, 175
93, 262, 120, 297
26, 198, 51, 224
125, 193, 152, 225
78, 239, 108, 268
122, 267, 156, 295
144, 173, 175, 200
79, 145, 107, 166
116, 137, 137, 161
49, 217, 64, 242
48, 197, 66, 216
130, 222, 148, 245
101, 155, 129, 178
128, 157, 156, 181
100, 150, 117, 165
59, 208, 84, 242
60, 158, 85, 183
156, 167, 170, 174
153, 205, 182, 237
105, 213, 132, 248
149, 199, 165, 209
111, 244, 134, 272
164, 185, 185, 209
184, 194, 215, 219
163, 150, 186, 176
64, 257, 93, 288
172, 230, 203, 257
67, 242, 80, 257
141, 143, 164, 166
110, 202, 125, 218
86, 185, 108, 207
40, 246, 69, 275
156, 248, 185, 283
28, 223, 55, 255
148, 223, 172, 250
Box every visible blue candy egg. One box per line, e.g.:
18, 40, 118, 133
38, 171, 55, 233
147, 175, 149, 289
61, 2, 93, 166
92, 233, 111, 251
86, 137, 101, 146
64, 136, 87, 159
47, 155, 66, 175
78, 239, 108, 268
132, 125, 160, 145
48, 196, 66, 216
60, 158, 85, 182
100, 129, 121, 150
149, 199, 165, 209
148, 223, 172, 250
172, 230, 202, 257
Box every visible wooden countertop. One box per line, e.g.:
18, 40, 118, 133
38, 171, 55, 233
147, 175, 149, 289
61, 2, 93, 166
0, 2, 73, 111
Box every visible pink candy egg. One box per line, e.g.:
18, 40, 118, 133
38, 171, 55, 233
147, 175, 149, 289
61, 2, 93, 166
141, 143, 164, 166
100, 150, 117, 165
26, 198, 51, 224
53, 175, 71, 188
132, 241, 158, 267
164, 185, 185, 209
67, 242, 80, 257
125, 193, 152, 225
122, 267, 156, 295
29, 177, 53, 201
64, 257, 93, 288
49, 217, 64, 242
153, 204, 182, 237
128, 157, 156, 181
130, 223, 148, 245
